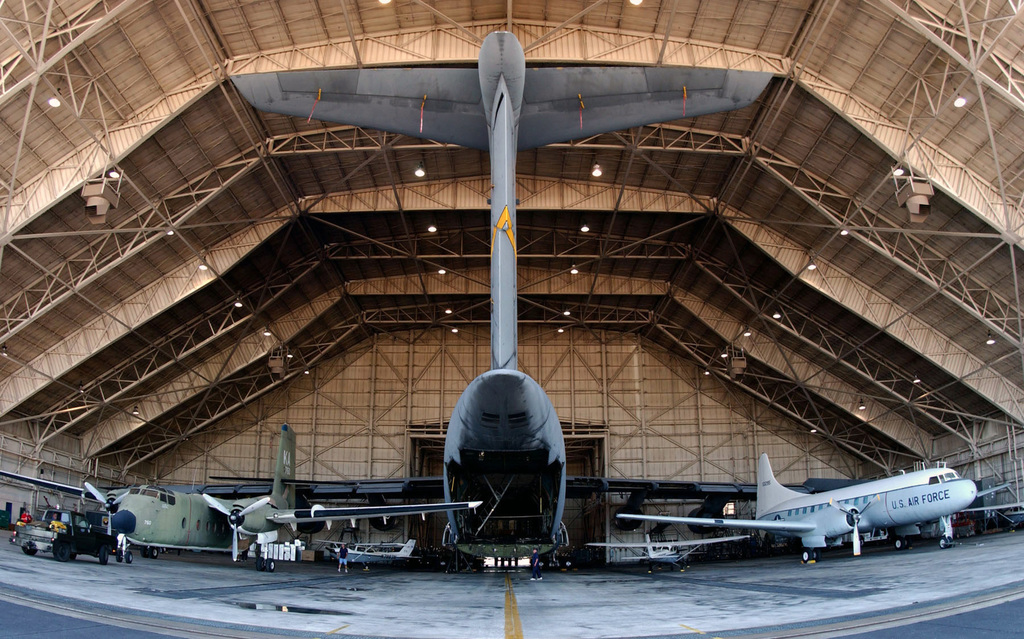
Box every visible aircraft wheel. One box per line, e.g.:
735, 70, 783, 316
53, 541, 71, 562
800, 549, 812, 564
150, 547, 158, 559
939, 536, 953, 549
98, 545, 110, 566
256, 557, 265, 571
267, 559, 276, 573
813, 548, 821, 561
893, 536, 906, 551
125, 550, 133, 564
21, 546, 37, 556
140, 546, 149, 559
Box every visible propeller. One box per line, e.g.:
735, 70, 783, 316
829, 495, 880, 556
85, 482, 127, 535
203, 494, 271, 561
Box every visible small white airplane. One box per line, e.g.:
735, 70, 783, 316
587, 533, 748, 567
325, 539, 417, 565
618, 453, 980, 563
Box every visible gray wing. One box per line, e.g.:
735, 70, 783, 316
617, 513, 817, 533
231, 68, 489, 150
518, 67, 772, 149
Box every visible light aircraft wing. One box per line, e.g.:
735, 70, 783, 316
587, 534, 749, 549
231, 67, 771, 152
963, 501, 1024, 512
617, 513, 817, 533
0, 469, 87, 497
267, 500, 482, 524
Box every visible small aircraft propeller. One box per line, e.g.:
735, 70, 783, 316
85, 482, 127, 535
202, 494, 271, 561
829, 494, 880, 557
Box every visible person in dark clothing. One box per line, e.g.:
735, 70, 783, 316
337, 543, 349, 573
530, 548, 542, 580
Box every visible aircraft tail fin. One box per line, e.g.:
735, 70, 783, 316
397, 539, 416, 557
755, 453, 801, 519
272, 424, 296, 509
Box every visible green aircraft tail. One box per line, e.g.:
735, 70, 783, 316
272, 423, 296, 509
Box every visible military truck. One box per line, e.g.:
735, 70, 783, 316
13, 509, 118, 564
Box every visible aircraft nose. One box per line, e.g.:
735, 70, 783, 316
111, 510, 136, 534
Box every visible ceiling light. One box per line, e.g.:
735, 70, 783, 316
858, 399, 866, 411
263, 329, 272, 337
166, 229, 174, 236
721, 352, 729, 358
47, 96, 61, 108
557, 328, 564, 333
198, 263, 208, 271
810, 428, 817, 433
629, 0, 643, 5
286, 353, 293, 359
570, 265, 578, 275
108, 170, 120, 179
132, 406, 139, 416
379, 0, 391, 4
580, 224, 590, 233
438, 268, 446, 275
304, 369, 310, 375
78, 382, 84, 393
1, 344, 6, 357
742, 327, 752, 337
563, 310, 571, 316
414, 162, 425, 178
427, 224, 437, 233
444, 308, 452, 314
704, 369, 710, 376
986, 332, 996, 345
892, 167, 905, 177
954, 96, 967, 108
451, 327, 459, 333
913, 375, 921, 384
591, 163, 602, 177
840, 228, 849, 236
234, 300, 243, 308
807, 262, 817, 271
772, 311, 782, 319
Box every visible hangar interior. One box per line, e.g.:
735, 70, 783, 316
1, 0, 1023, 550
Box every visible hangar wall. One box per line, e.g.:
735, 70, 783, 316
141, 326, 861, 544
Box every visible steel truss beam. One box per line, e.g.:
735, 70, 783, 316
0, 220, 282, 417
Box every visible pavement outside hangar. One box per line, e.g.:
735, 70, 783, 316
1, 531, 1023, 639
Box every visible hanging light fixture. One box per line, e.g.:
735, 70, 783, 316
580, 223, 590, 233
414, 162, 426, 178
591, 163, 602, 177
570, 265, 578, 275
132, 406, 139, 416
986, 332, 996, 345
858, 399, 866, 411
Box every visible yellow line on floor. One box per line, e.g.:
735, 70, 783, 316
325, 624, 350, 634
679, 622, 723, 638
504, 574, 524, 639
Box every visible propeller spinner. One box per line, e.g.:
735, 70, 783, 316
202, 494, 271, 561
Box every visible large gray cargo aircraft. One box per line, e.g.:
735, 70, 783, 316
232, 31, 771, 558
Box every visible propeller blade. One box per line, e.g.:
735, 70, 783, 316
232, 528, 238, 562
112, 492, 128, 505
84, 482, 106, 503
852, 519, 861, 557
202, 493, 232, 516
239, 496, 271, 517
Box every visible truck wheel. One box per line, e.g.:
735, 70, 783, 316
98, 545, 110, 566
53, 541, 71, 562
21, 546, 37, 556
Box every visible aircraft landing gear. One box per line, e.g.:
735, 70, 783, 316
255, 556, 276, 572
938, 515, 954, 549
800, 548, 821, 564
893, 536, 909, 551
939, 536, 953, 549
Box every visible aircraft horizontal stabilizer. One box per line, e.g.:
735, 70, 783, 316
0, 469, 88, 498
267, 500, 482, 524
617, 513, 816, 533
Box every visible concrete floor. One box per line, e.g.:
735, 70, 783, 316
1, 531, 1023, 639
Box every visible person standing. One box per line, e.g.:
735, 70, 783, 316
530, 548, 542, 581
338, 543, 349, 573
